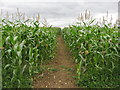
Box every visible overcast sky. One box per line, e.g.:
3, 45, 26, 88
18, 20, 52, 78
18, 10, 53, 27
0, 0, 119, 27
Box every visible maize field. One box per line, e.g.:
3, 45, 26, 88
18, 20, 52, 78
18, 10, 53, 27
1, 17, 60, 88
62, 11, 120, 88
0, 10, 120, 88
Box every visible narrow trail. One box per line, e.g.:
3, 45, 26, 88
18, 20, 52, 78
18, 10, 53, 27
33, 35, 78, 88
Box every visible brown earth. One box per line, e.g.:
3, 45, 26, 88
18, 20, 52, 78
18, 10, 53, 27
33, 35, 79, 88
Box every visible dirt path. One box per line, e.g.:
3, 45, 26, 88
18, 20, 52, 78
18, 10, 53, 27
33, 35, 78, 88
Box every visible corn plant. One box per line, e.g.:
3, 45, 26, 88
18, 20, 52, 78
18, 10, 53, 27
62, 11, 120, 88
1, 12, 59, 88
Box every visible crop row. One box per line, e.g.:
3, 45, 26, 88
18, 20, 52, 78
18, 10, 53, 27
62, 25, 120, 88
1, 19, 59, 88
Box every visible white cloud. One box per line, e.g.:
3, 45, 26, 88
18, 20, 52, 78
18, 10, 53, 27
47, 17, 76, 27
0, 1, 118, 27
0, 0, 119, 3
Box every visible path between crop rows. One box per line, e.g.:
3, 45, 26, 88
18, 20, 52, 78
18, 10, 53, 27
33, 35, 78, 88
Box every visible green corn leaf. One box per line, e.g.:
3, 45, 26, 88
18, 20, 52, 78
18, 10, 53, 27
4, 64, 11, 69
22, 65, 27, 74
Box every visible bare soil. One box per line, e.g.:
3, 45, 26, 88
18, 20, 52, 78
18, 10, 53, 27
33, 35, 79, 88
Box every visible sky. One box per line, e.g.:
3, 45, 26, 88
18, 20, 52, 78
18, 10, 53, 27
0, 0, 119, 27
